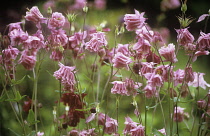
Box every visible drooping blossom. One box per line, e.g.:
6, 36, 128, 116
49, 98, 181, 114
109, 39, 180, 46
48, 29, 68, 47
8, 22, 22, 32
124, 9, 146, 31
48, 12, 66, 29
116, 44, 130, 56
68, 31, 87, 49
197, 14, 210, 22
94, 0, 106, 10
9, 28, 28, 46
1, 46, 19, 63
155, 65, 174, 82
123, 116, 139, 135
173, 106, 186, 122
85, 32, 107, 52
112, 52, 132, 69
130, 124, 145, 136
161, 0, 181, 11
184, 66, 194, 83
23, 35, 44, 50
197, 32, 210, 51
188, 72, 210, 90
192, 51, 210, 62
145, 51, 161, 64
140, 62, 155, 75
176, 28, 194, 46
173, 69, 185, 86
53, 63, 76, 91
125, 78, 142, 96
133, 38, 151, 54
159, 43, 178, 63
104, 118, 118, 135
25, 6, 45, 28
19, 50, 36, 70
111, 81, 127, 95
79, 128, 96, 136
197, 99, 206, 109
143, 84, 157, 98
36, 131, 44, 136
50, 50, 63, 61
135, 26, 153, 43
144, 73, 163, 87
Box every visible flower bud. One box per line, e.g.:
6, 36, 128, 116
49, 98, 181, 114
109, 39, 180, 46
83, 5, 88, 13
47, 6, 52, 15
181, 3, 187, 13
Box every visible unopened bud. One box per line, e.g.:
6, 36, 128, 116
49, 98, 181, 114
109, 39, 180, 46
47, 6, 52, 15
181, 4, 187, 13
83, 5, 88, 13
66, 13, 77, 23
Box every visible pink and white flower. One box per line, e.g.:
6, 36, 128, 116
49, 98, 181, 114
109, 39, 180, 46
188, 72, 210, 90
111, 81, 127, 95
123, 116, 139, 135
48, 12, 66, 29
176, 28, 194, 46
159, 43, 178, 63
112, 52, 132, 69
124, 9, 146, 31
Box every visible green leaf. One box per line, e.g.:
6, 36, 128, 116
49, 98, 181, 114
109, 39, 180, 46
11, 76, 26, 86
5, 91, 26, 102
27, 109, 40, 126
103, 61, 110, 66
0, 93, 7, 102
8, 128, 20, 136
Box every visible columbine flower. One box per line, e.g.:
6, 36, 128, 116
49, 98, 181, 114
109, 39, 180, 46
23, 35, 44, 50
9, 29, 28, 46
85, 32, 107, 52
188, 72, 210, 90
197, 32, 210, 51
36, 131, 44, 136
111, 81, 127, 95
112, 52, 132, 69
25, 6, 45, 29
161, 0, 181, 11
140, 62, 155, 75
197, 99, 206, 109
144, 73, 163, 87
104, 118, 118, 135
145, 51, 161, 64
53, 63, 76, 91
133, 38, 151, 54
143, 84, 157, 98
1, 46, 19, 63
94, 0, 106, 10
116, 44, 130, 56
68, 31, 87, 49
50, 50, 63, 61
173, 106, 186, 122
130, 124, 145, 136
124, 9, 146, 31
8, 22, 22, 32
173, 69, 185, 86
19, 50, 36, 70
125, 78, 142, 96
197, 14, 210, 23
48, 29, 68, 47
48, 12, 66, 29
123, 116, 139, 135
159, 43, 178, 63
176, 28, 194, 46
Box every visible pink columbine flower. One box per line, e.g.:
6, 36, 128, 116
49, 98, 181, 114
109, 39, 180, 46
36, 131, 44, 136
156, 128, 166, 135
140, 62, 155, 75
173, 106, 185, 122
116, 44, 130, 56
197, 32, 210, 51
50, 50, 63, 61
176, 28, 194, 46
159, 43, 178, 63
161, 0, 181, 11
145, 73, 163, 87
188, 72, 210, 90
197, 99, 206, 109
94, 0, 106, 10
25, 6, 45, 29
143, 84, 157, 98
68, 31, 87, 49
19, 50, 36, 70
48, 12, 66, 29
104, 118, 118, 135
155, 64, 174, 82
48, 29, 68, 47
85, 32, 107, 52
23, 35, 44, 50
125, 78, 142, 96
173, 69, 185, 86
124, 9, 146, 31
1, 46, 19, 63
53, 63, 76, 91
112, 52, 132, 69
9, 29, 28, 46
184, 66, 194, 83
8, 22, 22, 32
69, 129, 79, 136
135, 26, 153, 43
133, 38, 151, 54
130, 124, 145, 136
123, 116, 139, 135
111, 81, 127, 95
145, 51, 161, 64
